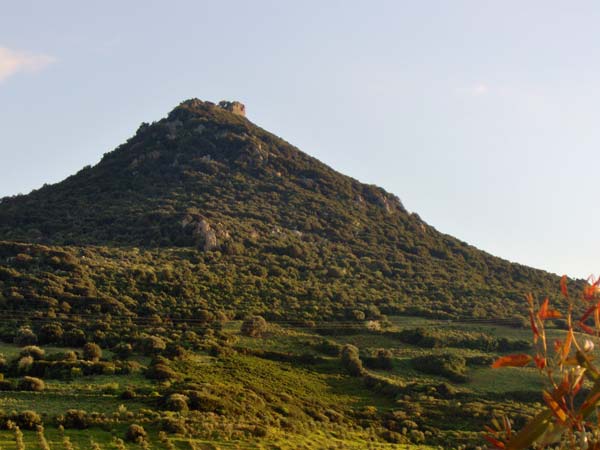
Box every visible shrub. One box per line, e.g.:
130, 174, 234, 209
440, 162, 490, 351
188, 391, 225, 413
83, 343, 102, 361
340, 344, 363, 377
146, 363, 177, 381
252, 425, 268, 437
381, 429, 405, 444
14, 326, 37, 346
39, 323, 64, 344
17, 356, 34, 374
62, 409, 90, 429
160, 417, 187, 434
164, 343, 186, 359
19, 346, 45, 360
47, 351, 77, 362
158, 430, 178, 449
121, 389, 136, 400
0, 379, 14, 390
113, 342, 133, 359
141, 335, 166, 355
164, 393, 189, 412
241, 315, 268, 337
17, 376, 45, 391
412, 353, 468, 383
14, 410, 42, 430
125, 424, 147, 442
314, 339, 342, 356
365, 348, 394, 370
13, 425, 25, 450
63, 328, 86, 347
36, 424, 51, 450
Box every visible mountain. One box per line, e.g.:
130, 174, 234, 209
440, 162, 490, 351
0, 99, 565, 329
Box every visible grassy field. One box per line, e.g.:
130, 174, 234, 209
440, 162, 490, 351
0, 315, 557, 448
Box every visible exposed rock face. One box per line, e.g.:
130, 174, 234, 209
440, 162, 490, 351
196, 219, 218, 251
165, 119, 183, 140
218, 100, 246, 117
128, 150, 161, 169
181, 214, 223, 251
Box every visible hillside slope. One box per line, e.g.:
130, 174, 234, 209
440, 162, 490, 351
0, 99, 564, 325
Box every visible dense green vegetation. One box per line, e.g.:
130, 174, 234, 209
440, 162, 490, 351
0, 316, 550, 448
0, 99, 580, 447
0, 99, 576, 324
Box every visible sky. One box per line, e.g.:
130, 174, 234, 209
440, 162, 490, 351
1, 1, 599, 279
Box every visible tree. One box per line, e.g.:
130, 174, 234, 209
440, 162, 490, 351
19, 346, 45, 360
241, 315, 267, 337
341, 344, 363, 377
39, 323, 64, 344
141, 335, 166, 355
375, 348, 394, 370
14, 326, 37, 346
17, 376, 45, 392
83, 343, 102, 361
125, 424, 147, 442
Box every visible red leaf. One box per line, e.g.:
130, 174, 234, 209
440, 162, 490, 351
525, 292, 535, 308
538, 298, 549, 319
554, 339, 562, 352
492, 354, 532, 368
534, 355, 546, 369
560, 275, 569, 298
580, 304, 598, 323
529, 311, 540, 343
538, 298, 561, 320
484, 435, 506, 449
583, 275, 600, 301
543, 390, 568, 424
579, 321, 595, 335
581, 392, 600, 411
561, 330, 573, 362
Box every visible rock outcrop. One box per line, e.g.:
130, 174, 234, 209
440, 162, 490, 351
218, 100, 246, 117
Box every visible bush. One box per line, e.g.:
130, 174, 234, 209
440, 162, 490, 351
314, 339, 342, 356
160, 417, 186, 434
63, 328, 87, 347
47, 351, 77, 362
62, 409, 90, 429
14, 410, 41, 430
188, 391, 225, 413
164, 343, 186, 359
17, 356, 34, 374
17, 376, 45, 392
241, 315, 268, 338
121, 389, 136, 400
113, 342, 133, 359
14, 327, 37, 346
38, 323, 64, 344
164, 393, 189, 412
381, 429, 405, 444
0, 380, 14, 390
125, 424, 147, 442
252, 425, 268, 437
365, 348, 394, 370
146, 363, 177, 381
83, 343, 102, 361
19, 346, 45, 360
341, 344, 363, 377
412, 353, 468, 383
141, 335, 166, 355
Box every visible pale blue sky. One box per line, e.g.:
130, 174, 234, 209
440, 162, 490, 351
1, 1, 599, 278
